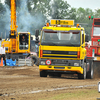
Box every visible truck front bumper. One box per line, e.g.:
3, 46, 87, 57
39, 59, 83, 74
39, 65, 83, 74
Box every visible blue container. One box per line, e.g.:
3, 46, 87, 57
5, 59, 16, 66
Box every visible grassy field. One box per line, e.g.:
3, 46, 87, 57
39, 87, 100, 100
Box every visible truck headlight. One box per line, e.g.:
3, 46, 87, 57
41, 61, 45, 65
74, 63, 79, 66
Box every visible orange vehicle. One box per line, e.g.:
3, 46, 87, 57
1, 0, 30, 60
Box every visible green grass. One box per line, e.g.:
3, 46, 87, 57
39, 88, 100, 100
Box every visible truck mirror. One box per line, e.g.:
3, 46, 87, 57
0, 37, 2, 40
85, 34, 89, 42
35, 30, 39, 37
35, 30, 39, 43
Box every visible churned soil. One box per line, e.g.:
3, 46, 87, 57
0, 66, 99, 100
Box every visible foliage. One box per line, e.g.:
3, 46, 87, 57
50, 0, 70, 19
68, 8, 77, 20
5, 0, 21, 8
0, 0, 100, 38
94, 9, 100, 18
0, 3, 6, 14
0, 3, 6, 37
75, 7, 94, 37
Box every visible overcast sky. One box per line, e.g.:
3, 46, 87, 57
65, 0, 100, 11
1, 0, 100, 11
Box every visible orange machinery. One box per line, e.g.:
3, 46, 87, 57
1, 0, 30, 60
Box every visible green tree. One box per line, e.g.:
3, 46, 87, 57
76, 7, 86, 22
27, 0, 50, 12
0, 3, 6, 37
68, 8, 77, 21
27, 0, 38, 12
0, 3, 6, 14
5, 0, 21, 8
26, 0, 51, 31
50, 0, 70, 19
94, 9, 100, 18
27, 0, 50, 20
75, 8, 93, 38
76, 8, 93, 22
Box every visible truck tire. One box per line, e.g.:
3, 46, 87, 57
78, 63, 86, 79
56, 74, 61, 77
40, 70, 47, 77
31, 55, 39, 66
49, 73, 61, 77
86, 62, 93, 79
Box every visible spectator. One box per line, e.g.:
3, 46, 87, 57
0, 47, 1, 59
1, 44, 6, 66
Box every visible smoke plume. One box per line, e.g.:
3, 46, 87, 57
0, 0, 45, 38
17, 0, 45, 34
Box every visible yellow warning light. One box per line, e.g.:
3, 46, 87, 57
46, 23, 49, 27
51, 19, 74, 26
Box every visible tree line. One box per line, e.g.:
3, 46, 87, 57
0, 0, 100, 38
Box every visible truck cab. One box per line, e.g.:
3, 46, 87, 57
38, 19, 93, 79
91, 18, 100, 58
1, 32, 30, 60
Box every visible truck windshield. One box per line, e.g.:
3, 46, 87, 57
19, 34, 29, 50
41, 30, 80, 46
93, 27, 100, 36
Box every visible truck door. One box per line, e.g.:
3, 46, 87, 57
81, 30, 86, 59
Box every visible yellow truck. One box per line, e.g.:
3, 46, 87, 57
36, 19, 94, 79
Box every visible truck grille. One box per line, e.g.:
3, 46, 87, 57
43, 50, 77, 58
43, 50, 77, 55
54, 67, 65, 69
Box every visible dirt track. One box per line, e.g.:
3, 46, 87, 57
0, 66, 100, 100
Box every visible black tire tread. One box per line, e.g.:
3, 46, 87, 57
78, 63, 86, 79
40, 71, 47, 77
86, 62, 93, 79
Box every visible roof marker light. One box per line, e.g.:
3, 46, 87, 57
76, 24, 79, 27
46, 23, 49, 27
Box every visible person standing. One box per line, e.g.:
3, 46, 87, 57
0, 37, 2, 59
1, 44, 6, 66
0, 47, 1, 59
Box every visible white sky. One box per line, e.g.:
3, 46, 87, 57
1, 0, 100, 11
0, 0, 4, 3
65, 0, 100, 11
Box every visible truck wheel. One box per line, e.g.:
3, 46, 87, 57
78, 63, 86, 79
57, 74, 61, 77
49, 73, 61, 78
40, 70, 47, 77
86, 62, 93, 79
49, 73, 54, 77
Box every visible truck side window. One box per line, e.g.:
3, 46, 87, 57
82, 31, 84, 44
